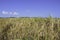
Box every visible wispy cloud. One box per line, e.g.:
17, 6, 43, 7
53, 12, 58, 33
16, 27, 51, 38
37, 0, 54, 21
2, 11, 8, 14
13, 12, 18, 15
2, 11, 19, 15
9, 12, 12, 14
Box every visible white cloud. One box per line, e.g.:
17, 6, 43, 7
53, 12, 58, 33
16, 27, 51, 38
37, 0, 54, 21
9, 12, 12, 14
2, 11, 19, 16
2, 11, 8, 14
13, 12, 18, 15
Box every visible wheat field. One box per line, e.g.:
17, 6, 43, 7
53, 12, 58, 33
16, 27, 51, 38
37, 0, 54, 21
0, 17, 60, 40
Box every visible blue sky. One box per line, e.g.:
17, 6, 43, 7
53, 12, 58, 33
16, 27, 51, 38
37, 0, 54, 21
0, 0, 60, 17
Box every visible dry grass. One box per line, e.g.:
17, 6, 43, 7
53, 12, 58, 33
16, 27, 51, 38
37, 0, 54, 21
0, 17, 60, 40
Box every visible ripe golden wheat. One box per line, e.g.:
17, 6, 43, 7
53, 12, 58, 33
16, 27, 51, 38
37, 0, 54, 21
0, 17, 60, 40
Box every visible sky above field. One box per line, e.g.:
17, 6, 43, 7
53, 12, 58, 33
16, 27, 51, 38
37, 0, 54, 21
0, 0, 60, 17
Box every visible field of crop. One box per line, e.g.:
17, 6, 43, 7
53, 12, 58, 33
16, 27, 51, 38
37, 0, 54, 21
0, 17, 60, 40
